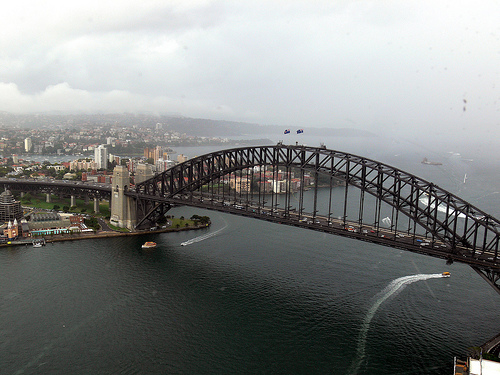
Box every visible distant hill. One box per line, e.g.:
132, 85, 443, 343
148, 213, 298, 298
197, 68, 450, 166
161, 116, 374, 138
0, 112, 373, 138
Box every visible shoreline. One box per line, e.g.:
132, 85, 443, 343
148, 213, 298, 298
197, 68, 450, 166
0, 223, 211, 248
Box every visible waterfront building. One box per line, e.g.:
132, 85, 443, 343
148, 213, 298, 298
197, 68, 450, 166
28, 212, 69, 231
0, 190, 22, 222
229, 176, 252, 193
4, 218, 29, 238
3, 219, 20, 239
272, 179, 286, 193
94, 144, 108, 170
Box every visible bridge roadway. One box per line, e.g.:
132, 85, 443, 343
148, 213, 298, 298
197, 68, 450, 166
2, 177, 499, 273
0, 178, 111, 198
157, 193, 500, 273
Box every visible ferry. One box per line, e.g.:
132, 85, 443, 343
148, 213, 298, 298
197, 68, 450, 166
141, 241, 157, 249
442, 271, 451, 277
32, 239, 45, 248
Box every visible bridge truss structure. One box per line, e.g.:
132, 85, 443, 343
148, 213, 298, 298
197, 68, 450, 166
133, 143, 500, 294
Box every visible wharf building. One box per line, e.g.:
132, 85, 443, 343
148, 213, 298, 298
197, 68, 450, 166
2, 219, 30, 240
28, 213, 90, 237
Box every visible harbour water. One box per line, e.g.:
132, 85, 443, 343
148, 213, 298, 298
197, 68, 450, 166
2, 134, 500, 374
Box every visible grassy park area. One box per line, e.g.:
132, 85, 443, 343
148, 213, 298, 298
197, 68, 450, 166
18, 192, 111, 218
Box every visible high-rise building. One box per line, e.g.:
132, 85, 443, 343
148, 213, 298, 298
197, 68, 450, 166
94, 144, 108, 170
24, 138, 32, 152
0, 190, 22, 222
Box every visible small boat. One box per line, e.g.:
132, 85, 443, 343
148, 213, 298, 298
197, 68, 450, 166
442, 271, 451, 277
141, 241, 157, 249
32, 243, 43, 248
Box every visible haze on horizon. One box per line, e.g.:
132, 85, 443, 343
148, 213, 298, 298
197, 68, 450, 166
0, 0, 498, 142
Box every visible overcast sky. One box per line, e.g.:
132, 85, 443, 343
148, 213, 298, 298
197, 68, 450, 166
0, 0, 498, 137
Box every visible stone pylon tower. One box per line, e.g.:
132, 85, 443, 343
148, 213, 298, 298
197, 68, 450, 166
135, 164, 153, 184
110, 165, 136, 230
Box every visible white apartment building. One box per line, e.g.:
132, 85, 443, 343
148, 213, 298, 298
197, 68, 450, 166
24, 137, 32, 152
94, 144, 108, 170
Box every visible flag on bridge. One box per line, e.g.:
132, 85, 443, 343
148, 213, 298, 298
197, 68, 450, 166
284, 129, 291, 134
296, 129, 304, 134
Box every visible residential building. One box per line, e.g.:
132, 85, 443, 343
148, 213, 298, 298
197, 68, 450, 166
94, 144, 108, 170
24, 137, 32, 152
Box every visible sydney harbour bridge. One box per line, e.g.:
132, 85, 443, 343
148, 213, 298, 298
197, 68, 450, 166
2, 143, 500, 296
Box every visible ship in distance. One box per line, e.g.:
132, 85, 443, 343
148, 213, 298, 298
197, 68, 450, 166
421, 157, 442, 165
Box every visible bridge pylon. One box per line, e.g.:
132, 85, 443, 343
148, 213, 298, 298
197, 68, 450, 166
110, 165, 136, 230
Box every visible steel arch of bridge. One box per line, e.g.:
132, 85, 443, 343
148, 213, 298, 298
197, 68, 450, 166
133, 144, 500, 291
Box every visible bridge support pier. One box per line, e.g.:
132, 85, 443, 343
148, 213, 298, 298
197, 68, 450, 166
46, 193, 51, 203
71, 195, 76, 207
20, 192, 24, 198
110, 166, 136, 230
94, 198, 100, 213
84, 195, 89, 204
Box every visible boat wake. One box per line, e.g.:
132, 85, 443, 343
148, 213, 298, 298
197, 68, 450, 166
348, 273, 445, 375
180, 219, 228, 246
419, 194, 467, 219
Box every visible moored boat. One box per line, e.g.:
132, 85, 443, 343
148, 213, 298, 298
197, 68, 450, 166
141, 241, 157, 249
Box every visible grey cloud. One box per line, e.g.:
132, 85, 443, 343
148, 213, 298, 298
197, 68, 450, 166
0, 0, 498, 140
